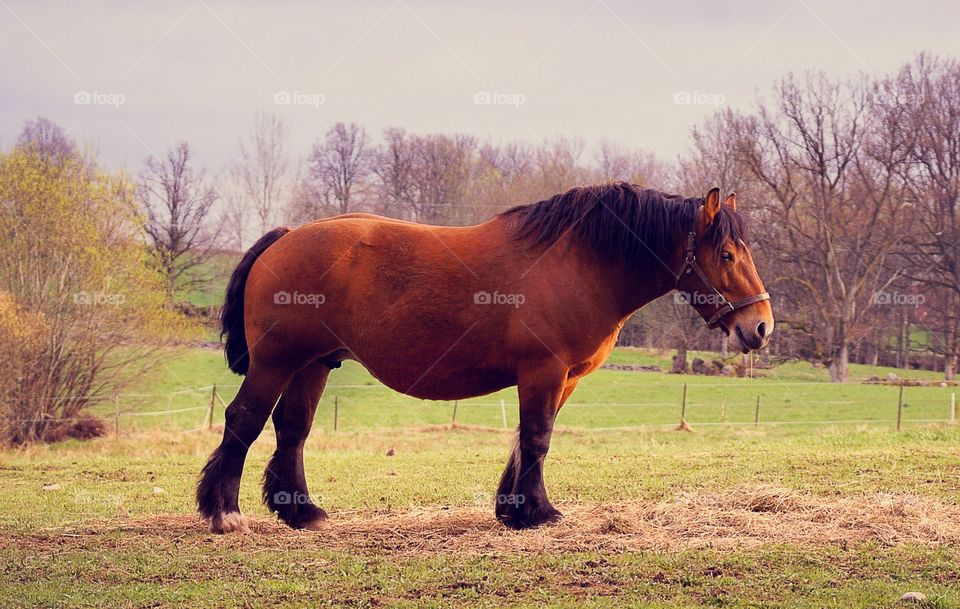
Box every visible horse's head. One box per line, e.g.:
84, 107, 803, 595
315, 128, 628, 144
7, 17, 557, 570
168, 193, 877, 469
675, 188, 773, 353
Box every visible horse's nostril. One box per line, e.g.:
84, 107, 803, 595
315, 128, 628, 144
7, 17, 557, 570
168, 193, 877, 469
756, 321, 767, 338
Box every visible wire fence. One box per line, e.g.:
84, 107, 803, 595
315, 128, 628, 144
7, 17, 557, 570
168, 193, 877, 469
24, 377, 959, 437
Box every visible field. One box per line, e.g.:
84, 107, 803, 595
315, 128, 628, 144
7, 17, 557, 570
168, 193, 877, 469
2, 347, 960, 608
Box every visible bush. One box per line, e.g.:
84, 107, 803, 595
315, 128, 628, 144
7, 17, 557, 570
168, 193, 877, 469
0, 140, 192, 444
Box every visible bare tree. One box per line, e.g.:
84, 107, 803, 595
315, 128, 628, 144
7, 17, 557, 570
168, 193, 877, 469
138, 142, 219, 305
16, 117, 76, 168
307, 122, 371, 216
734, 73, 909, 381
233, 112, 289, 234
371, 127, 417, 219
218, 173, 249, 251
893, 54, 960, 378
409, 133, 476, 224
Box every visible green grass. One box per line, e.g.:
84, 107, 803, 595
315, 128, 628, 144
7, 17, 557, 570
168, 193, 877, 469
175, 253, 238, 308
105, 346, 958, 434
7, 347, 960, 608
1, 425, 959, 608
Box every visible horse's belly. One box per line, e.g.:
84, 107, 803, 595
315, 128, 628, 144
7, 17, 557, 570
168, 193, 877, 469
357, 357, 515, 401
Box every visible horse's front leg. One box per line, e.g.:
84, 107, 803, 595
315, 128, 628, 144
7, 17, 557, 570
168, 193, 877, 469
495, 364, 567, 529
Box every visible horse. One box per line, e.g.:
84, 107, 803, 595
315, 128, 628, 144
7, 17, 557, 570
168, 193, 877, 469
197, 183, 773, 533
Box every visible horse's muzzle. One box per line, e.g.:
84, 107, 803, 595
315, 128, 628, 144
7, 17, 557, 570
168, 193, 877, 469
734, 318, 772, 353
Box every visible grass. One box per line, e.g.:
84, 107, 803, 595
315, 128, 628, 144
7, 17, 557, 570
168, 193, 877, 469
6, 346, 960, 608
1, 425, 959, 607
105, 346, 958, 434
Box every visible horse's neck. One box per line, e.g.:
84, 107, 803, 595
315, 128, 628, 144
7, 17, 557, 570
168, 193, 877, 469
575, 245, 679, 321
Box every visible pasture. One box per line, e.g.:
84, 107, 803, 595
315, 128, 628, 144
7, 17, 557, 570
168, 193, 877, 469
2, 347, 959, 608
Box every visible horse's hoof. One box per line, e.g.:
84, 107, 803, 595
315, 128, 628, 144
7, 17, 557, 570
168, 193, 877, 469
210, 511, 250, 534
497, 505, 563, 529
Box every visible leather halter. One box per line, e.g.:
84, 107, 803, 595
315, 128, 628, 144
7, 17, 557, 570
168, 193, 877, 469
673, 231, 770, 329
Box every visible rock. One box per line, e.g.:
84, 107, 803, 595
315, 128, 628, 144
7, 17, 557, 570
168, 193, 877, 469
720, 364, 736, 377
42, 483, 61, 492
152, 486, 165, 495
899, 592, 927, 603
887, 372, 900, 382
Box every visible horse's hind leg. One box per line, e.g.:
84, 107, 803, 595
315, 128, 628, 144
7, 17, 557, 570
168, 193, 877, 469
197, 365, 291, 533
263, 360, 330, 530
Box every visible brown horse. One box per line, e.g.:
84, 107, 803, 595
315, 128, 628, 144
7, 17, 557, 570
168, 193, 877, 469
197, 183, 773, 533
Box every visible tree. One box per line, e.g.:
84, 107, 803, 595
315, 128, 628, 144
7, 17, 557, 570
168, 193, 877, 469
138, 142, 219, 306
892, 54, 960, 379
307, 122, 371, 216
233, 112, 289, 233
733, 73, 909, 381
0, 131, 184, 443
371, 127, 416, 219
15, 116, 76, 168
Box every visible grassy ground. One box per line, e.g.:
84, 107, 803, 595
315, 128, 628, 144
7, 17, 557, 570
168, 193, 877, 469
107, 346, 957, 434
1, 425, 959, 608
6, 347, 960, 608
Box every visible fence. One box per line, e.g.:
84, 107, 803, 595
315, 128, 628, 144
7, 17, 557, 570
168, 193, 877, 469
31, 377, 959, 437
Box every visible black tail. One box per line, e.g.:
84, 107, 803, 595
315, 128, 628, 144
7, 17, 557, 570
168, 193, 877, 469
221, 227, 290, 375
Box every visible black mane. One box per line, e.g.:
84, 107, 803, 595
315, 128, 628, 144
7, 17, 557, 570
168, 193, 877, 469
501, 182, 748, 265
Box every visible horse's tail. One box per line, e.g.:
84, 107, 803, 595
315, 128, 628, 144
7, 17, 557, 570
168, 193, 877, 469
221, 227, 291, 375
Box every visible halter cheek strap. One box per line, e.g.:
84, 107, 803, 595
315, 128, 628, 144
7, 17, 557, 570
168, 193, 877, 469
673, 231, 770, 329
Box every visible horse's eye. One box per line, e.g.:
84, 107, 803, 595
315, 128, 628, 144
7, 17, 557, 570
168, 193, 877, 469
721, 251, 734, 262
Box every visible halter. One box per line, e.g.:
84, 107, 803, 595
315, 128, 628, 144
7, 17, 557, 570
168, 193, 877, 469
673, 231, 770, 329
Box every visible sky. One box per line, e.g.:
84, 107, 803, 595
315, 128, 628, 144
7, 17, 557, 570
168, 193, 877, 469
2, 0, 959, 174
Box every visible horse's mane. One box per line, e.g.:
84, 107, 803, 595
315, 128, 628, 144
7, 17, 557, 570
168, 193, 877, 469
501, 182, 748, 264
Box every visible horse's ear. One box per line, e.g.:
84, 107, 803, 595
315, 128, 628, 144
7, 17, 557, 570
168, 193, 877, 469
703, 187, 721, 223
724, 192, 737, 211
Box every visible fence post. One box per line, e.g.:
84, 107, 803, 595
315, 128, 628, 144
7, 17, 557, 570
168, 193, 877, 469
451, 400, 458, 427
680, 382, 688, 423
896, 382, 904, 432
675, 383, 693, 431
207, 384, 217, 431
754, 395, 761, 427
334, 395, 339, 431
114, 393, 120, 438
500, 398, 507, 429
951, 392, 956, 424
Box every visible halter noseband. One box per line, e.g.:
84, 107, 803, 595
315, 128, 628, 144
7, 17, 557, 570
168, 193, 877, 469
673, 231, 770, 329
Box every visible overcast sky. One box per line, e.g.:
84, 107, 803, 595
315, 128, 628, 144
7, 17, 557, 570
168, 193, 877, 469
2, 0, 958, 174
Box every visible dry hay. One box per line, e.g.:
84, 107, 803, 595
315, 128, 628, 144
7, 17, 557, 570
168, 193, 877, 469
25, 486, 960, 555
